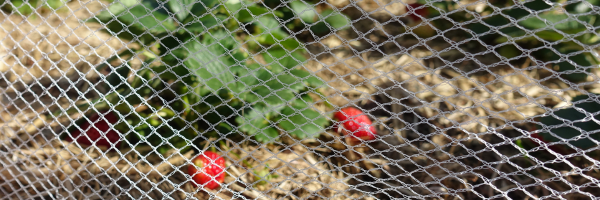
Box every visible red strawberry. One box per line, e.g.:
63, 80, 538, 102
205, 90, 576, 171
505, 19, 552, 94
529, 126, 572, 155
404, 3, 435, 38
67, 111, 122, 148
406, 3, 429, 22
333, 107, 377, 142
188, 151, 226, 190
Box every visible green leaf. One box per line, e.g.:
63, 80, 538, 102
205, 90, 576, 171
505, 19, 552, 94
279, 108, 326, 139
9, 0, 35, 15
290, 69, 310, 78
239, 90, 259, 103
468, 14, 511, 39
133, 125, 151, 139
321, 9, 350, 30
537, 94, 600, 149
239, 69, 259, 87
112, 4, 177, 34
251, 15, 303, 50
106, 64, 131, 89
182, 13, 226, 33
46, 0, 67, 9
224, 0, 242, 15
184, 38, 235, 92
535, 30, 566, 42
269, 72, 303, 92
239, 74, 296, 105
109, 0, 139, 15
263, 48, 306, 70
290, 0, 317, 23
273, 74, 303, 91
263, 90, 295, 106
253, 85, 275, 98
255, 67, 274, 80
237, 68, 272, 102
208, 30, 239, 50
523, 0, 552, 12
290, 69, 325, 88
519, 13, 589, 34
551, 46, 596, 82
497, 45, 521, 59
188, 0, 219, 18
216, 122, 233, 134
254, 127, 279, 143
168, 0, 195, 21
227, 78, 247, 94
245, 63, 262, 70
265, 78, 284, 91
576, 33, 600, 44
290, 95, 313, 109
150, 64, 190, 81
565, 0, 600, 13
309, 9, 350, 34
235, 104, 270, 136
306, 75, 325, 88
256, 15, 280, 31
519, 16, 552, 30
255, 31, 302, 50
229, 65, 249, 75
231, 49, 247, 62
234, 3, 278, 23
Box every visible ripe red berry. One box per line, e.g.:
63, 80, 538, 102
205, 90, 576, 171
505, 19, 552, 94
530, 130, 572, 155
406, 3, 429, 22
67, 111, 122, 148
188, 151, 226, 190
333, 107, 377, 142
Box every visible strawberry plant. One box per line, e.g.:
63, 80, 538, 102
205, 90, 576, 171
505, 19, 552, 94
410, 0, 600, 82
59, 0, 348, 153
473, 0, 600, 82
261, 0, 350, 36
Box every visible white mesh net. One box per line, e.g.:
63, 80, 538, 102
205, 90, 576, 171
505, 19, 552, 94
1, 0, 600, 199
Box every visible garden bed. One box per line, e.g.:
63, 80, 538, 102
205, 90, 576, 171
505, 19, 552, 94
1, 0, 600, 199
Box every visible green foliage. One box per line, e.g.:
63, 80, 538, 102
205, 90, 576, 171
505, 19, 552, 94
252, 164, 278, 186
75, 0, 339, 151
485, 0, 599, 82
411, 0, 600, 151
1, 0, 69, 15
415, 0, 600, 82
261, 0, 350, 35
536, 94, 600, 150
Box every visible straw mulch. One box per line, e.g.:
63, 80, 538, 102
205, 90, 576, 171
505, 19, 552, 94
1, 136, 351, 199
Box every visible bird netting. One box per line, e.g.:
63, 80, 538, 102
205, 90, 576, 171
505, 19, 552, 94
1, 0, 600, 199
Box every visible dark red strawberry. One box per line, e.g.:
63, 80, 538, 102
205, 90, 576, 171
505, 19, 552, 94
529, 126, 572, 155
406, 3, 429, 22
334, 107, 377, 142
403, 3, 435, 38
188, 151, 226, 190
67, 111, 122, 148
